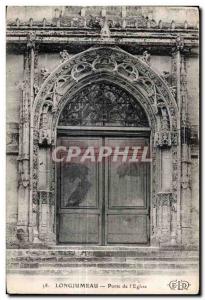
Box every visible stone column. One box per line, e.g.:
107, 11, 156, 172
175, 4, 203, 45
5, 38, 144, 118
36, 102, 56, 244
16, 32, 36, 243
154, 102, 179, 246
171, 36, 192, 247
170, 38, 182, 246
180, 55, 192, 246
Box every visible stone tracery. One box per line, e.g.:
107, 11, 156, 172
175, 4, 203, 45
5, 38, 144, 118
28, 46, 180, 246
58, 82, 149, 127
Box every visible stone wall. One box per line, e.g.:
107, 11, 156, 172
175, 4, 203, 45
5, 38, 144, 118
187, 57, 199, 247
6, 156, 18, 244
6, 6, 199, 26
6, 54, 24, 244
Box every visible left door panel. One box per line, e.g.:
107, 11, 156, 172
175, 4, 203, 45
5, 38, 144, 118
57, 137, 103, 244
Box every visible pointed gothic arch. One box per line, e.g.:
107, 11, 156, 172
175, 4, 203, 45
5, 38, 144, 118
30, 47, 181, 246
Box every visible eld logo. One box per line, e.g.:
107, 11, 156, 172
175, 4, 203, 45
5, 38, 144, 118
168, 280, 191, 291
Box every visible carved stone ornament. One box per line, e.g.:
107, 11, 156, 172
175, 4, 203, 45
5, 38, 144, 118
100, 17, 111, 38
32, 45, 179, 162
175, 34, 185, 51
33, 83, 39, 96
156, 192, 177, 208
142, 50, 151, 65
171, 130, 179, 146
17, 159, 30, 188
181, 175, 191, 189
154, 131, 172, 148
39, 129, 52, 145
41, 67, 50, 80
7, 7, 199, 31
30, 47, 180, 245
27, 31, 36, 49
38, 191, 52, 204
39, 103, 52, 145
34, 47, 178, 132
60, 50, 70, 62
58, 82, 149, 127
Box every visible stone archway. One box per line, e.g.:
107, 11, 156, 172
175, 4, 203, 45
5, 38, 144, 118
29, 47, 180, 246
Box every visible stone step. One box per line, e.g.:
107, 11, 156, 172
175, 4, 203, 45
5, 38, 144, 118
7, 249, 199, 259
7, 268, 199, 277
7, 256, 199, 263
7, 261, 198, 270
7, 248, 199, 277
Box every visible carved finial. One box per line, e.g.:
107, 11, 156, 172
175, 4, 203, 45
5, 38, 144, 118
54, 8, 60, 19
54, 8, 62, 27
16, 18, 20, 27
56, 19, 61, 27
100, 17, 111, 38
101, 8, 106, 17
43, 18, 46, 28
122, 19, 126, 29
175, 35, 184, 51
142, 50, 151, 65
171, 20, 175, 30
81, 7, 86, 17
121, 6, 126, 18
184, 20, 188, 29
147, 19, 151, 28
60, 50, 70, 62
158, 20, 162, 29
29, 18, 33, 27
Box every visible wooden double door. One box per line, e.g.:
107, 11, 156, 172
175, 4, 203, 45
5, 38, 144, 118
57, 132, 150, 245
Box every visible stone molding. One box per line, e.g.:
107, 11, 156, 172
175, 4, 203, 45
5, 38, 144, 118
26, 46, 181, 246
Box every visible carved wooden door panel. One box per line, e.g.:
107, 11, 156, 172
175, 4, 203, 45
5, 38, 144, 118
104, 137, 150, 245
57, 137, 103, 244
57, 136, 150, 245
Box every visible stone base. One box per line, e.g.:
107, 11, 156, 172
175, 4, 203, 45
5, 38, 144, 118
7, 247, 199, 277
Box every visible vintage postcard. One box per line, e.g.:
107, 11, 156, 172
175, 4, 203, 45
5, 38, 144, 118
6, 5, 200, 295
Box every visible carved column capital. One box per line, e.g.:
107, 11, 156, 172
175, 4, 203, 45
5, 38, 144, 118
154, 131, 171, 148
38, 191, 52, 204
39, 130, 52, 145
154, 130, 179, 148
156, 192, 176, 207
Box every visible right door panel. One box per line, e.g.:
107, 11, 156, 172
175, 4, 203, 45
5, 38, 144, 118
105, 137, 150, 245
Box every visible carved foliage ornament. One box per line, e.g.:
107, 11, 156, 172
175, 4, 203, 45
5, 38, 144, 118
30, 47, 181, 245
32, 47, 179, 188
35, 48, 177, 132
58, 82, 149, 127
60, 50, 70, 62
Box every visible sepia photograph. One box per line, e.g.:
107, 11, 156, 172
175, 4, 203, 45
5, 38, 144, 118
5, 3, 200, 295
